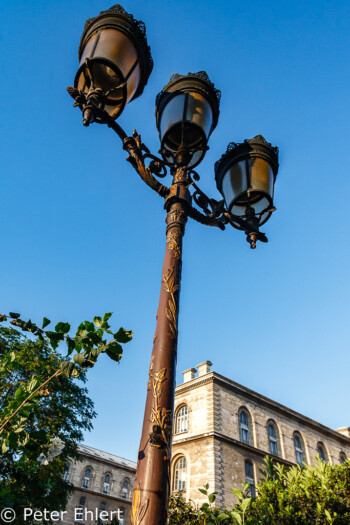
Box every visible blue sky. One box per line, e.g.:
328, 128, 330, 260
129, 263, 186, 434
1, 0, 350, 461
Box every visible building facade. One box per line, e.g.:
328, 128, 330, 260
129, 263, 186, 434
172, 361, 350, 508
60, 444, 136, 525
62, 362, 350, 522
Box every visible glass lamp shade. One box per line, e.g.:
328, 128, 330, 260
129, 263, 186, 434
215, 136, 279, 228
75, 5, 153, 121
155, 72, 220, 168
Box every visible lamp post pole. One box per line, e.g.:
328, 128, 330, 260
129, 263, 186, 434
131, 166, 189, 525
68, 6, 280, 525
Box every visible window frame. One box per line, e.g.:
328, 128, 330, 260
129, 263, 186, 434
238, 408, 251, 445
176, 405, 189, 434
121, 478, 130, 499
267, 420, 279, 456
293, 432, 305, 466
339, 452, 347, 464
244, 460, 255, 497
317, 442, 328, 463
82, 467, 93, 489
103, 472, 111, 494
173, 456, 187, 491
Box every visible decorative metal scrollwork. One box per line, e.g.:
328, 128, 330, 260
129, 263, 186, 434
187, 172, 227, 225
142, 153, 168, 178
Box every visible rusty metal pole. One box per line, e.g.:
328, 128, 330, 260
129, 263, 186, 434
131, 166, 190, 525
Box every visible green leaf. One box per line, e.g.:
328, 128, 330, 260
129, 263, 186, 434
198, 488, 207, 495
42, 317, 51, 329
208, 493, 216, 503
66, 336, 76, 356
55, 322, 70, 334
73, 353, 85, 366
106, 349, 122, 362
230, 511, 242, 524
241, 498, 251, 512
107, 342, 123, 356
231, 487, 243, 500
60, 361, 76, 378
103, 312, 113, 322
84, 321, 94, 332
9, 312, 20, 319
217, 513, 229, 523
114, 327, 133, 343
1, 441, 8, 453
94, 316, 103, 327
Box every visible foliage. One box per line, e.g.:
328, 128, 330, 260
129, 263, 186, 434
168, 457, 350, 525
0, 312, 132, 523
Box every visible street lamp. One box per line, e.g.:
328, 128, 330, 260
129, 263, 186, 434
67, 5, 280, 525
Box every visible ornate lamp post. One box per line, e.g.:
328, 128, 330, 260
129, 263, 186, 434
67, 5, 280, 525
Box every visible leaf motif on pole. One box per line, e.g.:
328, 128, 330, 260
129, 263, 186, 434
131, 485, 149, 525
162, 267, 178, 338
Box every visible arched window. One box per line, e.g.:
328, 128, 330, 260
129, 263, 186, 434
82, 467, 92, 489
173, 456, 187, 491
293, 432, 305, 466
267, 421, 279, 456
239, 408, 251, 445
176, 405, 189, 434
244, 460, 255, 497
340, 452, 347, 464
103, 473, 110, 494
100, 502, 107, 511
317, 442, 328, 463
121, 478, 130, 499
76, 497, 85, 521
63, 462, 70, 482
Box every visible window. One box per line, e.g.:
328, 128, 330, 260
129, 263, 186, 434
340, 452, 347, 464
63, 463, 70, 482
239, 409, 250, 445
119, 509, 125, 525
121, 478, 130, 499
176, 405, 189, 434
76, 497, 85, 522
245, 460, 255, 497
317, 442, 328, 463
82, 467, 92, 489
293, 433, 304, 466
173, 456, 187, 491
99, 502, 107, 521
267, 421, 279, 456
103, 474, 110, 494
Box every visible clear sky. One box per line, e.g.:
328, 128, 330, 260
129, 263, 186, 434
1, 0, 350, 461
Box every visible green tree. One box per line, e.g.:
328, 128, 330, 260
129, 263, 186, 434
0, 312, 132, 524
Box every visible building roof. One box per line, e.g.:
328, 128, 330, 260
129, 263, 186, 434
78, 444, 136, 469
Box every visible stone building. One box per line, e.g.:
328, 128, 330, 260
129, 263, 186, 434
172, 361, 350, 508
62, 362, 350, 522
60, 444, 136, 525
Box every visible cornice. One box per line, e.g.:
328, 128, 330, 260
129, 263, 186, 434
172, 430, 295, 467
175, 374, 214, 394
212, 373, 350, 446
74, 486, 132, 504
175, 372, 350, 446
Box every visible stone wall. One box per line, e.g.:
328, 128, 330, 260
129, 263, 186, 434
60, 450, 135, 525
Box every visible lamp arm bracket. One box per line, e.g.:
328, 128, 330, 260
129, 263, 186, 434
187, 205, 226, 229
186, 173, 228, 229
122, 130, 169, 198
